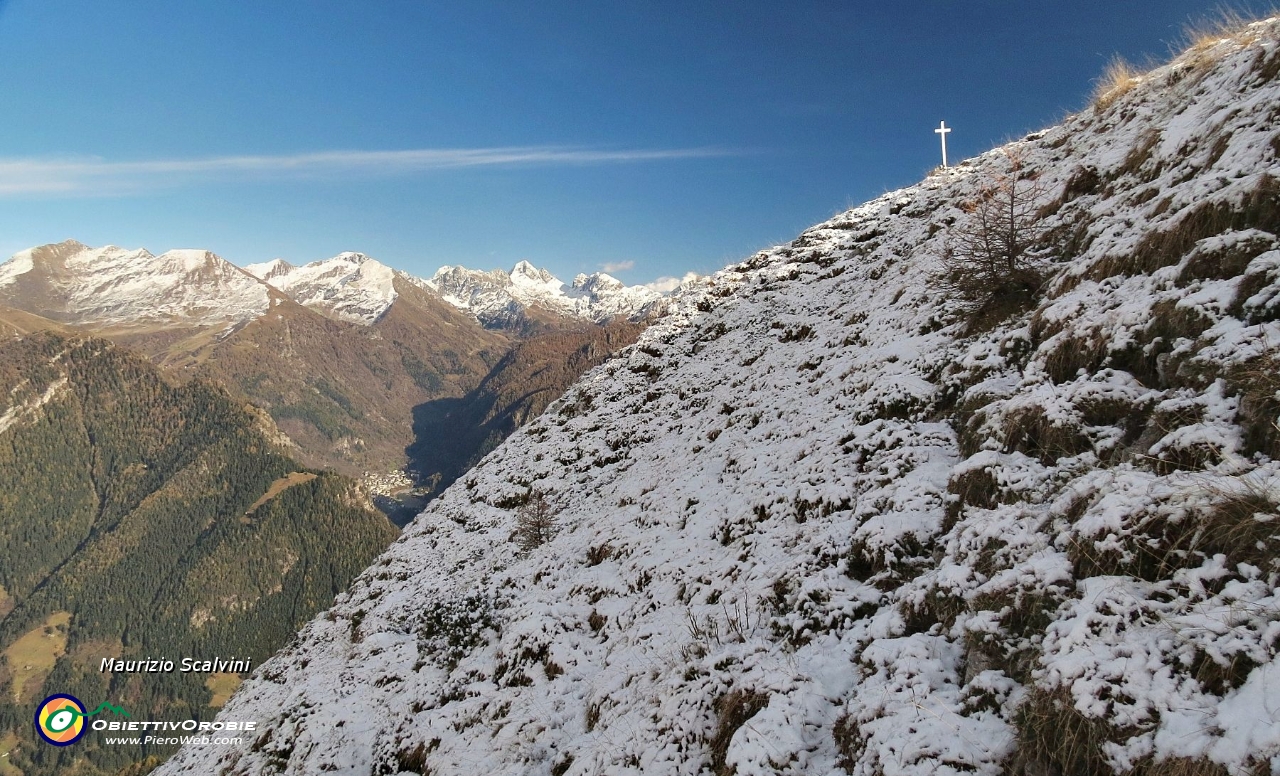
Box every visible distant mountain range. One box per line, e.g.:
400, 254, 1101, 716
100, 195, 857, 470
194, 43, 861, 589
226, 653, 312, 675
0, 242, 677, 478
0, 242, 273, 329
245, 252, 666, 330
426, 260, 664, 332
0, 239, 669, 332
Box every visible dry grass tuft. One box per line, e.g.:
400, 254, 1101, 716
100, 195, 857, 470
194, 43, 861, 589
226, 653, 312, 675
901, 588, 966, 635
833, 714, 864, 774
1227, 350, 1280, 457
1042, 329, 1110, 385
947, 466, 1002, 519
1012, 687, 1117, 775
1177, 231, 1275, 286
1071, 473, 1278, 582
1001, 407, 1091, 465
709, 690, 769, 775
1089, 175, 1280, 285
395, 741, 429, 775
1132, 755, 1233, 776
1181, 7, 1265, 64
1199, 474, 1280, 571
1092, 56, 1142, 112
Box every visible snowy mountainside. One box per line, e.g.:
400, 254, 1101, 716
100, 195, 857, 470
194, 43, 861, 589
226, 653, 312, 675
0, 240, 272, 327
428, 260, 662, 326
159, 20, 1280, 776
245, 252, 401, 325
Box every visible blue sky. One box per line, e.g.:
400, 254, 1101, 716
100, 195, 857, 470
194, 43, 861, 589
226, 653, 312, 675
0, 1, 1273, 284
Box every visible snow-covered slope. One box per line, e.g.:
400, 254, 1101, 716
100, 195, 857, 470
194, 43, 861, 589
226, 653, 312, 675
0, 241, 272, 328
428, 260, 662, 326
245, 252, 401, 325
159, 20, 1280, 776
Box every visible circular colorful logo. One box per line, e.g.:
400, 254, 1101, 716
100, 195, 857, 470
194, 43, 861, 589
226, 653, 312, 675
34, 694, 87, 746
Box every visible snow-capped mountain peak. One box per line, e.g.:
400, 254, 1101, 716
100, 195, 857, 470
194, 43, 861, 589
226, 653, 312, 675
511, 259, 558, 285
425, 261, 662, 327
0, 241, 271, 327
244, 257, 295, 282
571, 272, 623, 293
244, 252, 400, 325
2, 242, 671, 333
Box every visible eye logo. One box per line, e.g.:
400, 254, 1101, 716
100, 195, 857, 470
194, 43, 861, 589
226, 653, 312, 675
35, 694, 87, 746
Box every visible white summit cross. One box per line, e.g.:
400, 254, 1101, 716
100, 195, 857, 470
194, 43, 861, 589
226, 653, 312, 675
935, 120, 952, 167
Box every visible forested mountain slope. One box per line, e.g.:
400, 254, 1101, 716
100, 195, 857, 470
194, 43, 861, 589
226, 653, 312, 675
160, 18, 1279, 776
178, 282, 510, 475
0, 333, 397, 776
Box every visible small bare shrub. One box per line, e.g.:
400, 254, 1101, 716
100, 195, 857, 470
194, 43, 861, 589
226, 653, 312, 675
936, 150, 1050, 331
514, 491, 558, 551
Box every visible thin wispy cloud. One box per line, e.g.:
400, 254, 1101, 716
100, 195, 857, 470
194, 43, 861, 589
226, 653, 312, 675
0, 145, 735, 197
599, 260, 635, 273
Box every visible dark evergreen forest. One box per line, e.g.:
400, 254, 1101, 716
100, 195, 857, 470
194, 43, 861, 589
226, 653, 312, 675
0, 333, 397, 776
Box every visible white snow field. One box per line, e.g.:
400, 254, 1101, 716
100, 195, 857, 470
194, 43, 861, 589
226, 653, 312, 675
158, 19, 1280, 776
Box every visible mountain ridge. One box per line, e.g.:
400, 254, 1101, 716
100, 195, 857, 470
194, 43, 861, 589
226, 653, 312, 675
0, 240, 274, 329
0, 244, 667, 476
0, 241, 669, 333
